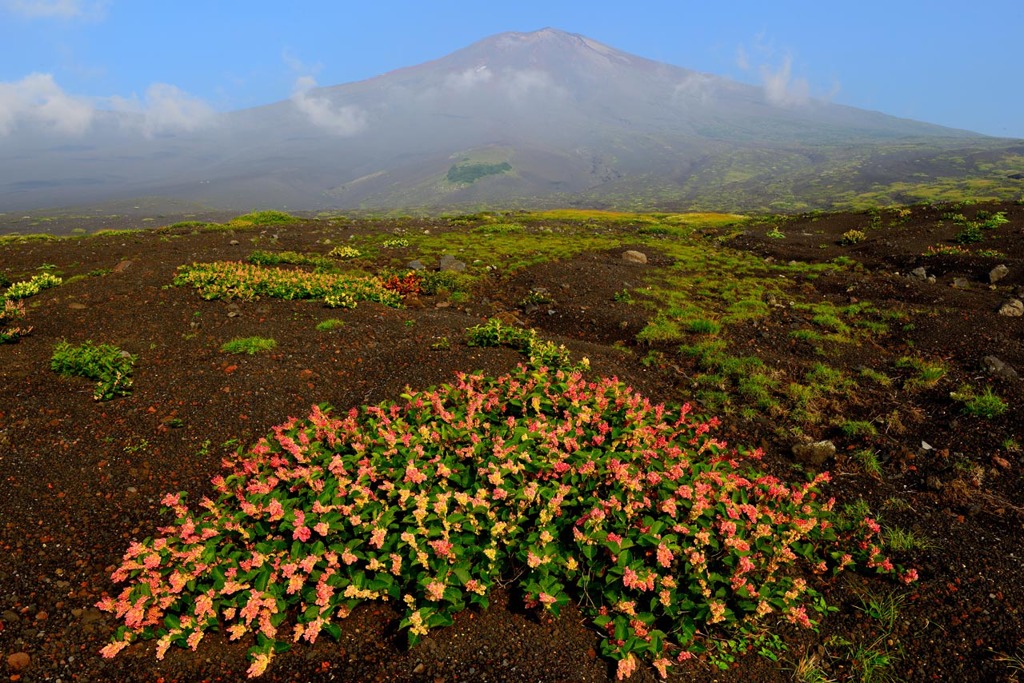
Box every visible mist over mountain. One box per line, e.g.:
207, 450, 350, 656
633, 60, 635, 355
2, 28, 1021, 213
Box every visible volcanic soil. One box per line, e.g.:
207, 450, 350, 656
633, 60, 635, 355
1, 203, 1023, 682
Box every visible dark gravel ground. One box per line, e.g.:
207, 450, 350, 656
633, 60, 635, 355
1, 203, 1023, 682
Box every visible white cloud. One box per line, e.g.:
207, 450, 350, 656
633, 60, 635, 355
110, 83, 217, 136
291, 75, 367, 136
503, 69, 564, 103
2, 0, 108, 19
759, 55, 810, 107
0, 72, 93, 135
735, 46, 749, 71
673, 73, 716, 106
282, 48, 321, 77
735, 36, 820, 108
445, 66, 493, 90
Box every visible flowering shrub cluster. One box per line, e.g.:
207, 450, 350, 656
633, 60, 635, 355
328, 246, 362, 260
840, 229, 866, 245
381, 238, 410, 249
174, 262, 402, 308
4, 272, 62, 300
466, 317, 572, 369
381, 271, 423, 296
923, 244, 970, 257
98, 362, 913, 679
0, 299, 31, 343
1, 272, 62, 343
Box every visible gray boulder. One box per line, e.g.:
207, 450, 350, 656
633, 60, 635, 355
438, 254, 466, 272
792, 440, 836, 467
998, 299, 1024, 317
622, 250, 648, 264
982, 356, 1018, 380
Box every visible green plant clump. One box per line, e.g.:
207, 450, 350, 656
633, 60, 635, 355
3, 272, 62, 300
247, 251, 331, 268
316, 319, 346, 332
954, 224, 983, 244
174, 262, 402, 309
232, 210, 298, 227
472, 222, 524, 234
51, 340, 136, 400
97, 364, 914, 679
950, 385, 1007, 419
465, 318, 572, 369
840, 230, 866, 245
221, 337, 278, 355
446, 161, 512, 184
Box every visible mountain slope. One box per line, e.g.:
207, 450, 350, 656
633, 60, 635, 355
1, 28, 1021, 212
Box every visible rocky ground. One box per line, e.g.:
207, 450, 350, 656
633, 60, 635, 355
1, 202, 1022, 682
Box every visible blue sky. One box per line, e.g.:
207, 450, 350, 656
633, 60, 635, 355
2, 0, 1022, 138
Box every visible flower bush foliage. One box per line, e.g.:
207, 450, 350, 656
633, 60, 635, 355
466, 317, 572, 369
51, 339, 136, 400
98, 362, 913, 679
3, 272, 62, 300
0, 299, 31, 343
174, 262, 402, 308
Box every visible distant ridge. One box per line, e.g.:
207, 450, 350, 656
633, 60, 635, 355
1, 28, 1021, 212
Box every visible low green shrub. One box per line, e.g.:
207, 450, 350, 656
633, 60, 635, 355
979, 211, 1008, 229
3, 272, 62, 300
316, 319, 346, 331
465, 318, 572, 369
954, 224, 983, 244
327, 246, 362, 259
97, 364, 913, 679
950, 385, 1007, 419
247, 251, 331, 268
221, 337, 277, 355
840, 229, 866, 245
420, 270, 474, 295
231, 211, 298, 226
174, 262, 402, 309
472, 222, 524, 234
51, 340, 136, 400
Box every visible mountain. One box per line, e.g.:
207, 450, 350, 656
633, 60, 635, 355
2, 28, 1022, 213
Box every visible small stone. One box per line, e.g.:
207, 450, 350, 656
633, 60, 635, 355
438, 254, 466, 272
67, 303, 87, 310
989, 264, 1009, 284
407, 260, 425, 271
622, 250, 648, 264
910, 267, 927, 280
952, 277, 970, 289
982, 355, 1018, 379
7, 652, 30, 671
413, 663, 425, 674
435, 301, 451, 309
998, 299, 1024, 317
229, 240, 240, 246
112, 260, 133, 274
792, 440, 836, 467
